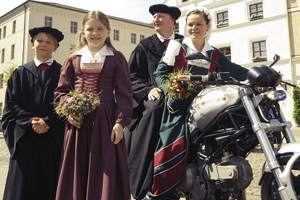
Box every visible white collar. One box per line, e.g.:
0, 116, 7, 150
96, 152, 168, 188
156, 32, 175, 42
183, 37, 214, 68
182, 37, 214, 55
76, 45, 114, 63
34, 58, 53, 67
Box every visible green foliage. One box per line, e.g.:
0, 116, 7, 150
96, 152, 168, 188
292, 86, 300, 125
3, 63, 17, 85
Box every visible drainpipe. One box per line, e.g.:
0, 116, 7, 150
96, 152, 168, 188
22, 2, 27, 65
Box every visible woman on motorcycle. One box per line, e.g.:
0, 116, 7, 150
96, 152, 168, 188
150, 6, 249, 200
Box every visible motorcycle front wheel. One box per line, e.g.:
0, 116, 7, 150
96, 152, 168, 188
261, 172, 300, 200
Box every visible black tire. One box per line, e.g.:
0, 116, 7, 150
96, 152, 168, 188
261, 172, 300, 200
261, 173, 281, 200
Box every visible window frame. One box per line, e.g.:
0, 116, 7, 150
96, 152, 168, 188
216, 11, 229, 28
70, 21, 78, 34
249, 2, 263, 21
252, 40, 267, 62
12, 20, 16, 34
113, 29, 120, 41
131, 33, 136, 44
11, 44, 15, 60
1, 48, 5, 63
219, 46, 231, 60
44, 16, 53, 27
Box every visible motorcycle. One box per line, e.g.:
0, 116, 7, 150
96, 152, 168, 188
175, 53, 300, 200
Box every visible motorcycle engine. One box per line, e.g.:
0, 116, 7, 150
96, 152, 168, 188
178, 156, 253, 199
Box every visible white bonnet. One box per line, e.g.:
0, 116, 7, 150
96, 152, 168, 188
185, 6, 212, 40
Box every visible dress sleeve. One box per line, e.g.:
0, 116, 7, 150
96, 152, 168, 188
114, 53, 133, 127
54, 57, 75, 104
218, 53, 249, 81
153, 58, 172, 94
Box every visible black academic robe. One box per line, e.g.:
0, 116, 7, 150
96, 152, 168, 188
124, 33, 183, 199
2, 60, 65, 200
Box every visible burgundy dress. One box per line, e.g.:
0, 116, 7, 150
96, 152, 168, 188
54, 51, 132, 200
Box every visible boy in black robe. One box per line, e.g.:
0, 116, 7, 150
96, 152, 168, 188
1, 27, 65, 200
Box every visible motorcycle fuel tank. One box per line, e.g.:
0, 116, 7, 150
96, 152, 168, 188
188, 85, 241, 133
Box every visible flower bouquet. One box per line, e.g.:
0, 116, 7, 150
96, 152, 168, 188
164, 69, 197, 100
55, 89, 101, 125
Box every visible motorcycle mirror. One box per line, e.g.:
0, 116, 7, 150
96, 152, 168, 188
186, 52, 221, 71
269, 54, 280, 68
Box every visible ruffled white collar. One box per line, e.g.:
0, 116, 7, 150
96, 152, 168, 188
183, 37, 214, 68
162, 37, 215, 69
76, 45, 114, 63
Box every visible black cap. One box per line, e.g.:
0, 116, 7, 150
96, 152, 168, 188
29, 27, 64, 43
149, 4, 181, 20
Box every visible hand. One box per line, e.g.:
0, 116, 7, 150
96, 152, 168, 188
111, 123, 124, 144
32, 117, 50, 134
68, 115, 81, 128
148, 87, 162, 101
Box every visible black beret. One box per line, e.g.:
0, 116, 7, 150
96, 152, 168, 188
29, 27, 64, 43
149, 4, 181, 20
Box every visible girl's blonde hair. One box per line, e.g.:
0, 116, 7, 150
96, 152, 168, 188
71, 10, 116, 56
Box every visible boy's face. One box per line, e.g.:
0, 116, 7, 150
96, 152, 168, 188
31, 32, 57, 60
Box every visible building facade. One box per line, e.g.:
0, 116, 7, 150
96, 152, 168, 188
166, 0, 299, 124
0, 0, 155, 116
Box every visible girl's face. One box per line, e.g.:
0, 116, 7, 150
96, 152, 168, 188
31, 32, 57, 60
186, 13, 210, 42
82, 18, 110, 52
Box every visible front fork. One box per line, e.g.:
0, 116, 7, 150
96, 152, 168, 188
239, 88, 298, 200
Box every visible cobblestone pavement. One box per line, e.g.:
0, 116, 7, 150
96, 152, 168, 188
0, 135, 264, 200
1, 131, 299, 200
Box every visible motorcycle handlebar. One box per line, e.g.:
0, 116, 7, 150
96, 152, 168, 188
177, 72, 231, 82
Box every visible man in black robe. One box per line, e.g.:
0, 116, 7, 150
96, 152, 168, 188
124, 4, 183, 200
1, 27, 65, 200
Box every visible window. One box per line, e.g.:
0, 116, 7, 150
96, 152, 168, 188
44, 16, 52, 27
217, 11, 229, 28
174, 22, 179, 33
0, 74, 3, 89
131, 33, 136, 44
219, 46, 231, 60
70, 21, 77, 33
182, 0, 188, 2
1, 49, 5, 63
140, 34, 145, 41
249, 2, 263, 21
3, 26, 6, 38
0, 28, 1, 39
0, 102, 3, 116
12, 20, 16, 34
113, 30, 119, 41
69, 44, 76, 53
252, 40, 266, 62
11, 44, 15, 60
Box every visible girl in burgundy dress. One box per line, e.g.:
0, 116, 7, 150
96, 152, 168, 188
54, 10, 132, 200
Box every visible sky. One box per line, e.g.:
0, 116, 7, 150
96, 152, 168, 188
0, 0, 164, 23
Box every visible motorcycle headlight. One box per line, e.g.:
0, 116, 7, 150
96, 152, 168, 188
266, 90, 286, 101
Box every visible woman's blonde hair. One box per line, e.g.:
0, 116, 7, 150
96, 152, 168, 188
71, 10, 116, 56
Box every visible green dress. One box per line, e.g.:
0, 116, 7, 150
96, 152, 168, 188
151, 38, 248, 199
